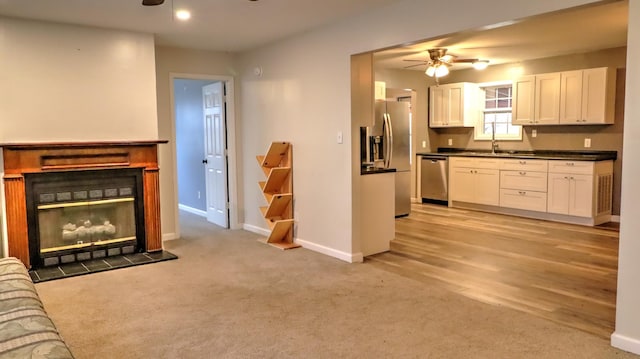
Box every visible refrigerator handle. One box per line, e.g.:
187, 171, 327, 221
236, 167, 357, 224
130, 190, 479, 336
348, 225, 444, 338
384, 113, 393, 168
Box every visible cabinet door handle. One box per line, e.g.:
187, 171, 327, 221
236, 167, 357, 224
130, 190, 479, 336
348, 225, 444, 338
566, 162, 574, 166
519, 171, 526, 175
518, 191, 526, 195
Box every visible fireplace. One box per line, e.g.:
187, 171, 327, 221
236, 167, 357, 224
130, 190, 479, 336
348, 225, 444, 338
1, 141, 166, 269
25, 168, 146, 267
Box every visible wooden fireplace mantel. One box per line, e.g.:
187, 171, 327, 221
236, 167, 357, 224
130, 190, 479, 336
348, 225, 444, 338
1, 140, 168, 268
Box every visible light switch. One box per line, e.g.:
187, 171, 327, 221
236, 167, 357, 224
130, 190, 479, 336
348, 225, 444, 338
337, 131, 343, 144
532, 129, 537, 138
584, 138, 591, 148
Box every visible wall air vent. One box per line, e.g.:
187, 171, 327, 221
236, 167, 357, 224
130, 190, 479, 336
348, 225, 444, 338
596, 173, 613, 215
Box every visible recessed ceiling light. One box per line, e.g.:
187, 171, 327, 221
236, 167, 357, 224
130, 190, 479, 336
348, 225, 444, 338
175, 9, 191, 20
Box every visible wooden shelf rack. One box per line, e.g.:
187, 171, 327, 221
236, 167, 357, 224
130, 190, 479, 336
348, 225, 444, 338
256, 142, 300, 250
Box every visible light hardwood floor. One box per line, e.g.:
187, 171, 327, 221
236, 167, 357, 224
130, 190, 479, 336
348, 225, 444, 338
367, 203, 619, 339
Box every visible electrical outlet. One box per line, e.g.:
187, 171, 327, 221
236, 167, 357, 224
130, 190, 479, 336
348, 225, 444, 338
532, 129, 537, 138
337, 131, 343, 144
422, 140, 427, 148
584, 138, 591, 148
448, 138, 453, 146
197, 191, 201, 199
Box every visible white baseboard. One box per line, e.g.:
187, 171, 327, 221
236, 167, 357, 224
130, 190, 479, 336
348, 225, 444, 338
162, 232, 178, 241
242, 224, 363, 263
243, 223, 270, 237
295, 238, 363, 263
611, 332, 640, 355
611, 215, 620, 223
178, 204, 206, 217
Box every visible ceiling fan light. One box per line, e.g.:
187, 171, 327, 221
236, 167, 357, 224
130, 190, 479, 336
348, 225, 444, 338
472, 60, 489, 70
425, 65, 436, 77
435, 64, 449, 77
440, 54, 454, 63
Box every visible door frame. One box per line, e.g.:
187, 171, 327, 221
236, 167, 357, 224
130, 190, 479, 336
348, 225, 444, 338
169, 72, 240, 230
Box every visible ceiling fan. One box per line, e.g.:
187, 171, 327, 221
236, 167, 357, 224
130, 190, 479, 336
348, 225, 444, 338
404, 48, 489, 77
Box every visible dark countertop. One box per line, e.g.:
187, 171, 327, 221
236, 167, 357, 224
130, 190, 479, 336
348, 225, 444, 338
361, 167, 397, 175
416, 148, 617, 161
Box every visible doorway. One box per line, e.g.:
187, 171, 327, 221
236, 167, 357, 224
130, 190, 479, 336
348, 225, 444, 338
170, 73, 239, 231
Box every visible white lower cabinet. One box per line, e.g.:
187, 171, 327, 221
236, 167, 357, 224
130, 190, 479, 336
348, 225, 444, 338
449, 156, 613, 226
500, 189, 548, 212
498, 159, 548, 212
546, 160, 613, 221
450, 158, 499, 206
547, 173, 593, 217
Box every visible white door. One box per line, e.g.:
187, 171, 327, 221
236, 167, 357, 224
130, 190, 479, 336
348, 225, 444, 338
547, 173, 570, 215
534, 72, 561, 124
569, 174, 594, 217
512, 75, 535, 125
429, 86, 448, 127
449, 167, 475, 203
202, 82, 229, 228
474, 169, 500, 206
559, 70, 583, 124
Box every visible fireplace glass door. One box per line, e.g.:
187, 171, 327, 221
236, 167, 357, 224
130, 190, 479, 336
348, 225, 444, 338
38, 196, 136, 254
26, 169, 145, 267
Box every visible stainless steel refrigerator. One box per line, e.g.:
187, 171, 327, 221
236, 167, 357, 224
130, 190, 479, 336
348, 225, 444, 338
370, 101, 411, 217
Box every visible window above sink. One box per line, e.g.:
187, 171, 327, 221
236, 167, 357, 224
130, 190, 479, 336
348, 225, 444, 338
474, 81, 523, 141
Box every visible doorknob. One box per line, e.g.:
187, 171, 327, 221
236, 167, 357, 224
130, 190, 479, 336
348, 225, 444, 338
202, 159, 208, 164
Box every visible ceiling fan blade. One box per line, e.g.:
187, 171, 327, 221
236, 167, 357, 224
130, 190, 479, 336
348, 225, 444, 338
142, 0, 165, 5
453, 58, 479, 63
403, 59, 428, 63
403, 64, 426, 69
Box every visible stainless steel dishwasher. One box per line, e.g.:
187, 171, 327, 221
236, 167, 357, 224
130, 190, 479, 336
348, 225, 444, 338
420, 155, 448, 203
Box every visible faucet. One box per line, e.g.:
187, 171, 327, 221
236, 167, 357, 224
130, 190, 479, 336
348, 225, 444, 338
491, 121, 499, 154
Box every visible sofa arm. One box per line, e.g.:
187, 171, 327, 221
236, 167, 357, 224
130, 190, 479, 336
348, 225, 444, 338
0, 257, 74, 358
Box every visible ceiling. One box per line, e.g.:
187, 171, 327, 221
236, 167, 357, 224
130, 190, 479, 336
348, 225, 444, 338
0, 0, 403, 52
0, 1, 628, 67
374, 1, 628, 72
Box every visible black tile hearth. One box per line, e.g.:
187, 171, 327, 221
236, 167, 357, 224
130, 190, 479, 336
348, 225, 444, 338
29, 251, 178, 283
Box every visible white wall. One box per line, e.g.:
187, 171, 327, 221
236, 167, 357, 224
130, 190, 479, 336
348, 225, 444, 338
237, 0, 602, 260
0, 17, 158, 142
613, 0, 640, 354
0, 17, 158, 261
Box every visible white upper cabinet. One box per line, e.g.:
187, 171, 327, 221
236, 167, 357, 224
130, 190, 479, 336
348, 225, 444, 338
560, 67, 615, 124
512, 73, 560, 125
512, 76, 535, 125
429, 82, 482, 128
581, 67, 616, 124
559, 70, 583, 123
374, 81, 386, 101
513, 67, 616, 126
534, 72, 561, 124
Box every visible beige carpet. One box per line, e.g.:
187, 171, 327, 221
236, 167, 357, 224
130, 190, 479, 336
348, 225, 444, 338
36, 211, 637, 359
